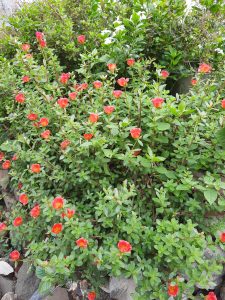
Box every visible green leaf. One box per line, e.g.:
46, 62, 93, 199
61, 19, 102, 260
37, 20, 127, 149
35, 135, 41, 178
36, 266, 46, 279
204, 189, 217, 205
156, 122, 171, 131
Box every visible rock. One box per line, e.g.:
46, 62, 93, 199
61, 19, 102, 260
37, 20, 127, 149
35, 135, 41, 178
1, 292, 17, 300
0, 261, 14, 276
2, 192, 16, 209
0, 276, 14, 297
0, 171, 9, 190
29, 290, 43, 300
43, 287, 69, 300
15, 263, 40, 300
102, 277, 136, 300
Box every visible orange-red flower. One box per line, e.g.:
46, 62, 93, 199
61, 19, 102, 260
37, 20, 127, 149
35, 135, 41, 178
13, 217, 23, 227
83, 133, 93, 141
12, 154, 18, 161
130, 128, 142, 139
21, 44, 30, 52
39, 40, 47, 48
104, 106, 115, 115
93, 81, 102, 89
221, 99, 225, 109
0, 222, 7, 232
22, 76, 30, 83
15, 93, 25, 103
30, 164, 41, 173
127, 58, 135, 67
69, 92, 77, 100
75, 83, 88, 91
39, 118, 49, 127
60, 140, 71, 150
0, 152, 4, 161
60, 73, 70, 84
152, 97, 164, 108
57, 98, 69, 109
41, 130, 51, 139
168, 283, 179, 297
2, 160, 11, 170
87, 291, 96, 300
117, 77, 129, 87
36, 31, 44, 41
220, 232, 225, 243
89, 113, 99, 123
30, 205, 41, 218
161, 70, 169, 78
191, 78, 197, 86
198, 63, 212, 73
205, 292, 217, 300
9, 250, 20, 261
107, 63, 117, 73
19, 193, 29, 205
77, 35, 86, 44
113, 90, 123, 98
51, 223, 63, 234
27, 113, 38, 121
52, 196, 64, 210
117, 240, 132, 253
76, 237, 88, 248
63, 208, 75, 219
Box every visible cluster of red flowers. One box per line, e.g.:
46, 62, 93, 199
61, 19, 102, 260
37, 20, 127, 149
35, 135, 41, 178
35, 32, 47, 48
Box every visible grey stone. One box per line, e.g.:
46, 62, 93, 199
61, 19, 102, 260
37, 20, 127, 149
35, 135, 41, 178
15, 263, 40, 300
1, 292, 17, 300
220, 282, 225, 300
0, 276, 14, 297
43, 287, 69, 300
2, 192, 16, 209
104, 277, 136, 300
29, 290, 43, 300
0, 170, 9, 190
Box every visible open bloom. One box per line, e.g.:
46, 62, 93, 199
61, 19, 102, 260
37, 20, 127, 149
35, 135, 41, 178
22, 76, 30, 83
69, 92, 77, 100
76, 237, 88, 248
221, 99, 225, 109
60, 140, 71, 150
9, 250, 20, 261
60, 73, 70, 84
41, 130, 51, 139
113, 90, 123, 98
39, 118, 49, 127
161, 70, 169, 78
117, 240, 132, 253
52, 196, 64, 210
2, 160, 11, 170
93, 81, 102, 89
21, 44, 30, 52
57, 98, 69, 108
117, 77, 129, 87
198, 63, 212, 73
152, 97, 164, 108
83, 133, 93, 141
87, 291, 96, 300
19, 193, 29, 205
104, 106, 115, 115
30, 164, 41, 173
30, 205, 41, 218
130, 128, 142, 139
191, 78, 197, 86
13, 217, 23, 227
75, 83, 88, 91
89, 113, 99, 123
77, 35, 86, 44
0, 222, 7, 232
27, 113, 38, 121
220, 232, 225, 243
15, 93, 25, 103
127, 58, 135, 67
62, 208, 75, 219
205, 292, 217, 300
168, 283, 179, 297
107, 63, 116, 73
51, 223, 63, 234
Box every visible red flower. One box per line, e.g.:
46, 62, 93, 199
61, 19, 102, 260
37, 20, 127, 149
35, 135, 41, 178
30, 205, 41, 218
21, 44, 30, 52
93, 81, 102, 89
27, 113, 38, 121
69, 92, 77, 100
41, 130, 51, 139
113, 90, 123, 98
39, 40, 47, 48
161, 70, 169, 78
30, 164, 41, 173
76, 237, 88, 248
60, 140, 71, 150
117, 240, 132, 253
15, 93, 25, 104
0, 152, 4, 161
51, 223, 63, 234
13, 217, 23, 227
221, 99, 225, 109
198, 63, 212, 74
117, 77, 129, 87
25, 54, 33, 59
77, 35, 86, 44
19, 193, 29, 205
36, 31, 44, 41
39, 118, 49, 127
22, 76, 30, 83
191, 78, 197, 86
87, 291, 96, 300
12, 154, 18, 161
107, 63, 117, 73
60, 73, 70, 84
18, 182, 23, 190
168, 283, 179, 297
104, 106, 115, 115
152, 97, 164, 108
2, 160, 11, 170
66, 208, 75, 218
75, 83, 89, 91
52, 196, 64, 210
220, 232, 225, 243
9, 250, 20, 261
83, 133, 93, 141
57, 98, 69, 109
0, 222, 7, 232
130, 128, 142, 139
89, 113, 99, 123
127, 58, 135, 67
205, 292, 217, 300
